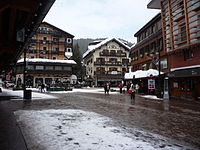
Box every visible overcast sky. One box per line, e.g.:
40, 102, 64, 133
44, 0, 160, 43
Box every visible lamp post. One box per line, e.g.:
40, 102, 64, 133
150, 49, 161, 98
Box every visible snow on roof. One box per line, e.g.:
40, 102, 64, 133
17, 58, 76, 65
83, 38, 131, 58
124, 69, 162, 79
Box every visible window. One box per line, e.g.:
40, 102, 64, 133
122, 59, 129, 65
111, 45, 116, 49
186, 80, 194, 92
109, 58, 117, 63
160, 58, 168, 69
43, 37, 47, 40
45, 66, 54, 70
30, 55, 34, 59
55, 66, 62, 70
36, 65, 44, 70
43, 47, 47, 50
63, 66, 72, 71
67, 38, 72, 43
67, 48, 72, 52
184, 50, 193, 60
39, 56, 46, 59
27, 65, 34, 70
31, 36, 36, 39
52, 56, 56, 60
109, 67, 117, 71
52, 47, 59, 51
53, 37, 59, 42
180, 25, 186, 41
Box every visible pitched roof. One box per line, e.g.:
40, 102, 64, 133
41, 22, 74, 38
83, 38, 130, 58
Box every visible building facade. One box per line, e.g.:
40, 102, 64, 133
130, 13, 167, 73
15, 22, 76, 87
148, 0, 200, 100
83, 38, 130, 87
130, 13, 167, 96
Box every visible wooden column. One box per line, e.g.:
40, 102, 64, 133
168, 0, 174, 51
161, 2, 166, 52
183, 0, 190, 44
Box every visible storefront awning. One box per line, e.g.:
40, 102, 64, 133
168, 67, 200, 78
124, 69, 162, 80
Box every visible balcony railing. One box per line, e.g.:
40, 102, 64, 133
94, 61, 122, 66
37, 30, 62, 37
99, 52, 126, 57
95, 71, 122, 75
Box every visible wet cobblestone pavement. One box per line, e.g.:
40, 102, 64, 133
2, 88, 200, 149
16, 90, 200, 149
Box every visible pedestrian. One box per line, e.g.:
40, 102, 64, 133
41, 83, 45, 92
135, 83, 140, 94
119, 82, 123, 93
130, 84, 136, 100
104, 82, 110, 95
127, 82, 131, 92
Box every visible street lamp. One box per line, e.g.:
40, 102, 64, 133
150, 49, 161, 98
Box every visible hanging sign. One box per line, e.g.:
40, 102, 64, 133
148, 79, 155, 90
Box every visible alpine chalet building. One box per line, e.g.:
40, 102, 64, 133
83, 38, 130, 87
15, 22, 76, 87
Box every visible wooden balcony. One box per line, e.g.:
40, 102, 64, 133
94, 61, 122, 66
99, 52, 126, 57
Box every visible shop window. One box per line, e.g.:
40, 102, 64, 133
36, 65, 44, 70
27, 65, 34, 70
63, 66, 72, 71
55, 66, 62, 70
45, 66, 54, 70
186, 80, 194, 92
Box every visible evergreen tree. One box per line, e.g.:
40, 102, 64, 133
72, 43, 83, 80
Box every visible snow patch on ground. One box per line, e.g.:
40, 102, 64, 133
0, 88, 57, 100
15, 109, 190, 150
139, 95, 163, 100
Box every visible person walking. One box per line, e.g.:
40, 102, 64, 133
119, 82, 123, 93
104, 82, 110, 95
41, 83, 45, 93
130, 84, 136, 100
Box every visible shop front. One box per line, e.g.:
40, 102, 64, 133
168, 67, 200, 100
96, 74, 123, 87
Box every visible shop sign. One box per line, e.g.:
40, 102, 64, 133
148, 79, 155, 90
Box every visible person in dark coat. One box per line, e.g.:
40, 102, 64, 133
104, 82, 110, 95
41, 83, 45, 92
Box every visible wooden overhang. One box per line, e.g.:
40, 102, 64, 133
0, 0, 55, 73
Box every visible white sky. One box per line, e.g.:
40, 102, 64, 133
44, 0, 160, 43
